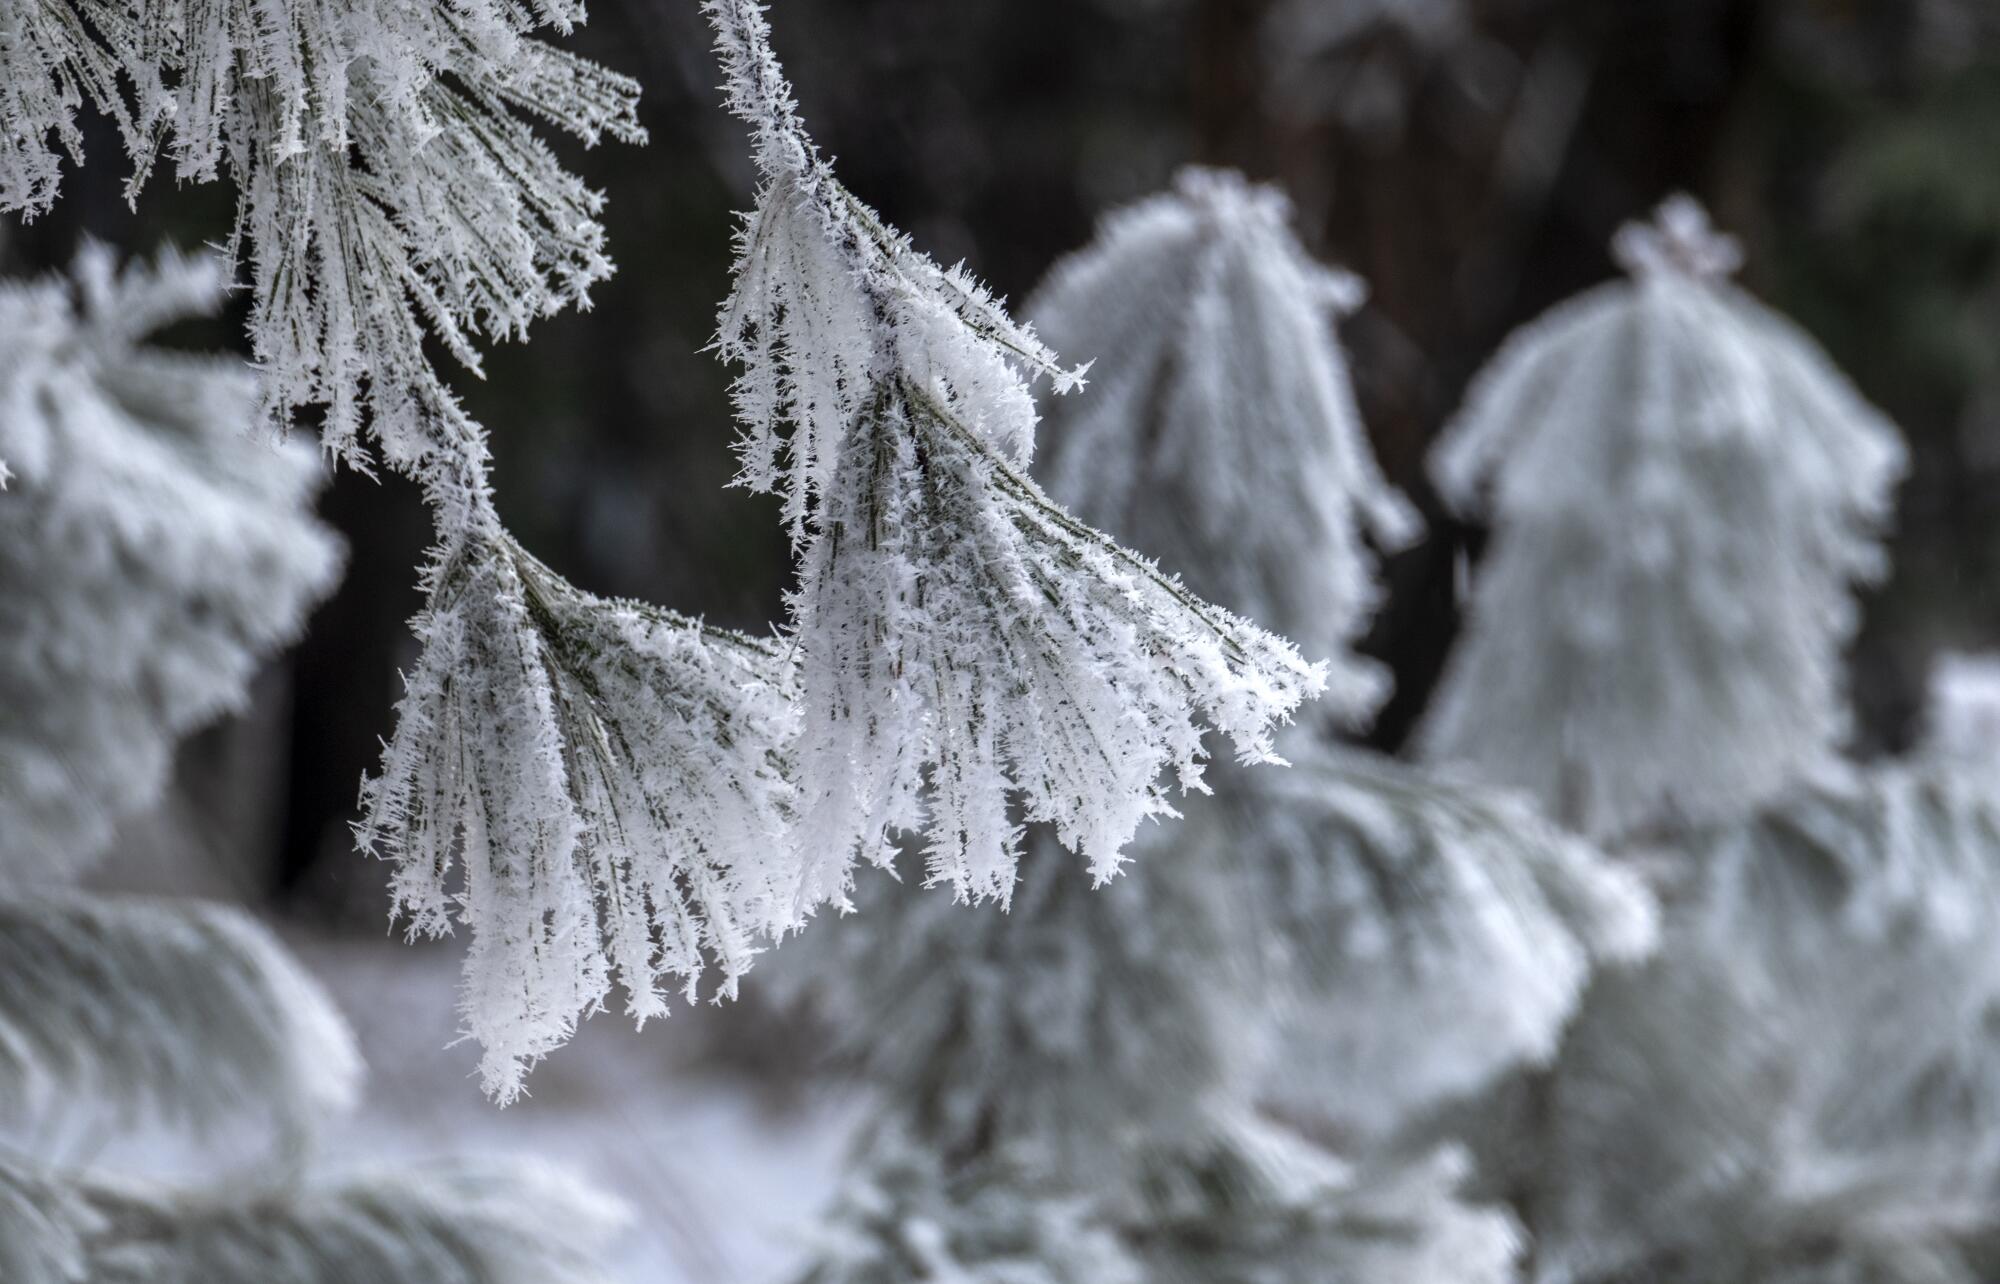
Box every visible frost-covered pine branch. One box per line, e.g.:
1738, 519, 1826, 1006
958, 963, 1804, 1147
1029, 167, 1420, 720
1420, 195, 1907, 842
704, 0, 1326, 905
0, 894, 361, 1145
0, 246, 343, 879
356, 509, 798, 1101
1230, 745, 1656, 1138
0, 1153, 625, 1284
0, 0, 644, 470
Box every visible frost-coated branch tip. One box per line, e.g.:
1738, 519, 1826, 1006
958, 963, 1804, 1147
1612, 193, 1745, 282
1, 0, 644, 475
705, 9, 1321, 910
357, 520, 797, 1101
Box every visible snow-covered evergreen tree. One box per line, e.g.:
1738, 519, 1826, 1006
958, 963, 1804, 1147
0, 248, 625, 1284
1026, 168, 1655, 1139
1420, 194, 1907, 843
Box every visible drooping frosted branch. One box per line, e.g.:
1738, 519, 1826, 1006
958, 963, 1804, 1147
356, 513, 797, 1101
1420, 196, 1906, 841
0, 0, 644, 473
0, 1154, 625, 1284
1031, 167, 1421, 718
0, 895, 361, 1145
0, 247, 344, 878
704, 0, 1325, 901
1232, 747, 1657, 1137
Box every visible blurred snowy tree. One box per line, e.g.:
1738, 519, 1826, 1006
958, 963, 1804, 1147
0, 249, 625, 1284
1416, 201, 2000, 1284
1420, 195, 1907, 843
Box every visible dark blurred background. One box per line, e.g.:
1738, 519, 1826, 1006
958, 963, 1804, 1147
8, 0, 1998, 912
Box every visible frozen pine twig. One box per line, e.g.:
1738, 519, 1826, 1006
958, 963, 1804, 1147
704, 0, 1326, 905
0, 0, 645, 474
356, 510, 797, 1101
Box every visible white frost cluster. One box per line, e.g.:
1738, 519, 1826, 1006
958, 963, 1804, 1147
0, 895, 361, 1144
0, 1156, 624, 1284
356, 520, 797, 1101
0, 247, 344, 879
1030, 167, 1420, 718
0, 0, 643, 468
1231, 746, 1657, 1137
705, 0, 1325, 908
1512, 761, 2000, 1284
1421, 195, 1907, 841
